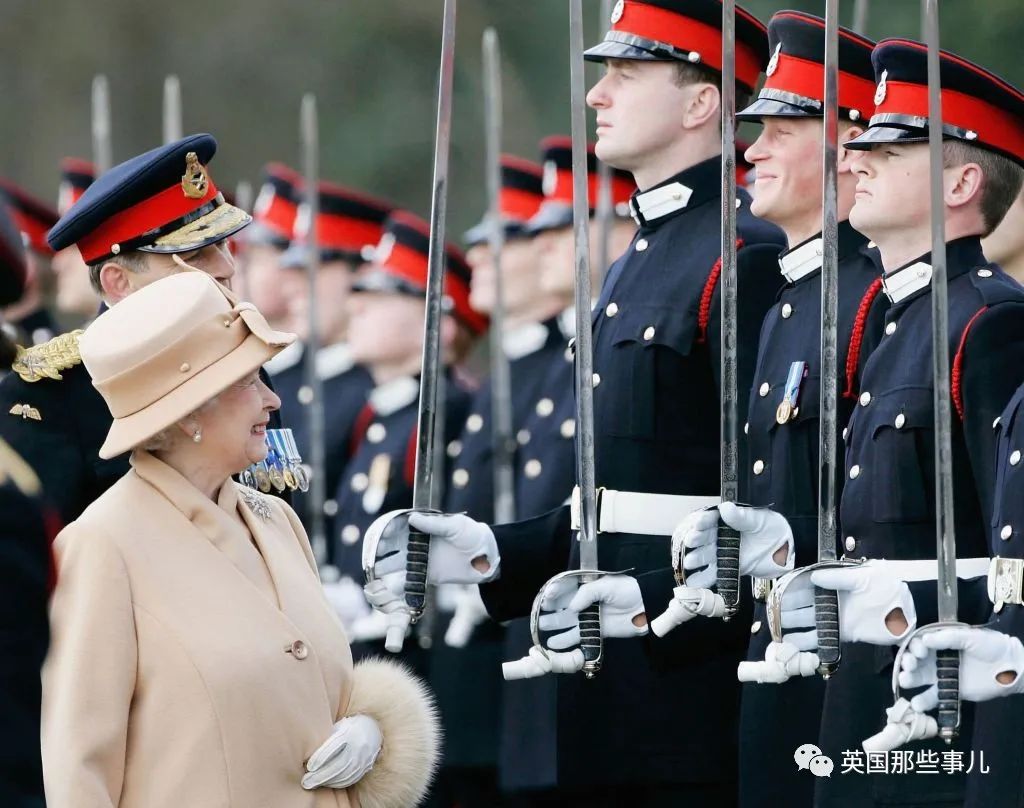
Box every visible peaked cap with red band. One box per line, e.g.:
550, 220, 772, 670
463, 155, 545, 246
47, 133, 251, 264
0, 202, 27, 307
527, 135, 636, 235
584, 0, 769, 94
249, 162, 303, 249
0, 179, 59, 256
355, 211, 488, 335
737, 10, 876, 123
846, 39, 1024, 167
281, 181, 393, 268
57, 158, 96, 217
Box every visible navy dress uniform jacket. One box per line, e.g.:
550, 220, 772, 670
817, 237, 1024, 807
480, 157, 787, 791
738, 222, 888, 808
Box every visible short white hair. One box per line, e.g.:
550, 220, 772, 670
134, 393, 221, 453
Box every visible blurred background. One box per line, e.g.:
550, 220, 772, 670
2, 0, 1021, 234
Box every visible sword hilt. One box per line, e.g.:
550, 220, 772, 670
814, 586, 841, 677
717, 517, 741, 619
578, 602, 603, 679
935, 647, 960, 743
404, 526, 430, 622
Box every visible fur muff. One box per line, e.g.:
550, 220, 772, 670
346, 657, 442, 808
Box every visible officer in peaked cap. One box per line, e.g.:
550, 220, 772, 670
366, 1, 786, 803
700, 12, 888, 807
52, 158, 101, 322
270, 182, 387, 580
0, 179, 60, 346
242, 163, 304, 333
0, 133, 284, 524
764, 40, 1024, 807
334, 210, 481, 648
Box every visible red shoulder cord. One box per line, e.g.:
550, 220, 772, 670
842, 277, 884, 400
348, 402, 376, 459
696, 238, 745, 345
951, 306, 988, 421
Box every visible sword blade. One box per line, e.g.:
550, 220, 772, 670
301, 94, 328, 566
852, 0, 870, 33
483, 27, 516, 525
91, 75, 112, 175
593, 0, 615, 285
163, 75, 182, 145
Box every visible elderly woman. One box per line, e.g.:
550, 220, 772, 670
42, 270, 439, 808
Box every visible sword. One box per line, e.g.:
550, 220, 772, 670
922, 0, 961, 743
814, 0, 843, 678
483, 27, 517, 525
163, 75, 183, 145
91, 75, 112, 175
593, 0, 615, 285
300, 94, 328, 567
717, 0, 742, 620
852, 0, 870, 33
233, 180, 254, 300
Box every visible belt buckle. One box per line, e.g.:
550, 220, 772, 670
988, 556, 1024, 613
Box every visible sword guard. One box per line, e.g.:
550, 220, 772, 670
891, 621, 966, 743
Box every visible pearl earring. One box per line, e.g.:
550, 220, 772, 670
192, 429, 202, 444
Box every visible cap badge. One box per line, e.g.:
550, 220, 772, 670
610, 0, 624, 24
542, 160, 558, 197
874, 70, 888, 106
373, 231, 395, 265
293, 202, 312, 239
181, 152, 209, 199
766, 43, 782, 78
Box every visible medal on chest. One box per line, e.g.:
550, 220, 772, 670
776, 360, 808, 425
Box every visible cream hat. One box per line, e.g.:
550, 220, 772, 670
79, 271, 296, 459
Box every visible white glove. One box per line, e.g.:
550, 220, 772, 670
737, 640, 820, 683
301, 714, 383, 790
810, 561, 916, 646
898, 626, 1024, 709
650, 585, 726, 636
768, 572, 820, 654
862, 698, 938, 753
444, 585, 491, 648
373, 511, 500, 585
359, 573, 410, 650
537, 574, 649, 650
674, 503, 794, 589
322, 577, 371, 627
502, 644, 586, 680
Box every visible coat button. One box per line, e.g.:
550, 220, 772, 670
895, 413, 906, 429
323, 499, 338, 517
750, 620, 762, 634
452, 469, 469, 488
367, 423, 386, 443
592, 373, 601, 387
978, 268, 993, 278
643, 326, 656, 341
447, 440, 463, 457
517, 429, 531, 445
753, 459, 765, 475
298, 386, 314, 405
759, 382, 770, 397
635, 238, 649, 252
781, 303, 793, 319
341, 524, 361, 545
842, 427, 849, 441
744, 422, 749, 435
536, 398, 554, 417
845, 536, 856, 552
524, 459, 542, 479
859, 391, 872, 407
849, 464, 861, 479
560, 419, 576, 439
1001, 525, 1013, 541
1012, 450, 1022, 466
994, 417, 1002, 429
885, 322, 897, 336
606, 302, 619, 317
287, 640, 309, 660
350, 472, 369, 492
466, 414, 484, 433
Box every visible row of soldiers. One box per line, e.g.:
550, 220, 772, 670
1, 0, 1024, 806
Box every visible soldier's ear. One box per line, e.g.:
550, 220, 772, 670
681, 82, 720, 131
945, 161, 985, 213
837, 124, 867, 173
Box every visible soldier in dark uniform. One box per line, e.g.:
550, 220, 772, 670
335, 210, 483, 642
718, 13, 886, 807
496, 137, 636, 806
51, 158, 100, 325
982, 186, 1024, 285
762, 41, 1024, 807
0, 134, 279, 524
0, 179, 60, 347
272, 182, 388, 577
365, 2, 786, 804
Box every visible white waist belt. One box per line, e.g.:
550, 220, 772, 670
570, 486, 719, 536
989, 556, 1024, 610
881, 557, 990, 581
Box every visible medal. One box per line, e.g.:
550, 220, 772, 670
775, 361, 808, 425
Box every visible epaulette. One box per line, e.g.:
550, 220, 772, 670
11, 329, 84, 383
0, 436, 41, 497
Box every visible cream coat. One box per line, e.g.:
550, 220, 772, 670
42, 451, 439, 808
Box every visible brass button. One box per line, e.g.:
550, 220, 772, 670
895, 413, 906, 429
606, 302, 619, 317
849, 464, 861, 479
759, 382, 770, 397
560, 419, 576, 439
635, 238, 649, 252
753, 459, 765, 475
447, 440, 462, 457
592, 373, 601, 387
743, 422, 749, 435
298, 385, 314, 405
288, 640, 309, 660
750, 620, 762, 634
452, 469, 469, 488
466, 414, 484, 433
323, 499, 338, 517
350, 472, 369, 492
643, 326, 656, 341
1001, 525, 1013, 541
517, 429, 531, 445
845, 536, 856, 552
1011, 450, 1021, 466
341, 525, 361, 545
781, 303, 793, 319
885, 322, 897, 336
367, 423, 387, 443
525, 459, 542, 479
859, 391, 872, 407
536, 398, 554, 417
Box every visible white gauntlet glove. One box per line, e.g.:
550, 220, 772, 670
673, 503, 794, 590
737, 640, 820, 684
302, 714, 383, 790
862, 698, 938, 753
650, 585, 726, 636
810, 561, 916, 646
372, 511, 500, 585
